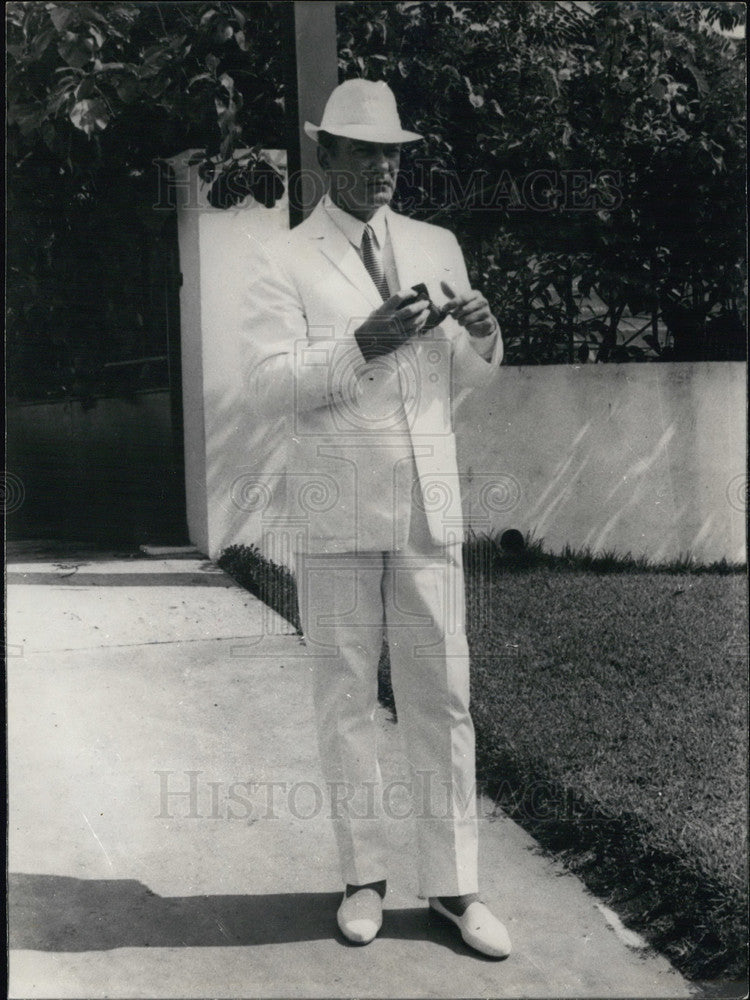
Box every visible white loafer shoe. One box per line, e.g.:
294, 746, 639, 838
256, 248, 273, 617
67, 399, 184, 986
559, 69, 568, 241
337, 888, 383, 944
429, 898, 512, 958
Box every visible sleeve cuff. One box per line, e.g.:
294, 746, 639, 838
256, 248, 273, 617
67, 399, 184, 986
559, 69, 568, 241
469, 318, 500, 359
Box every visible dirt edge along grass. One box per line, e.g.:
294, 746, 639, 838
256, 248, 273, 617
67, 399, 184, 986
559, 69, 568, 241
217, 538, 748, 984
218, 544, 302, 633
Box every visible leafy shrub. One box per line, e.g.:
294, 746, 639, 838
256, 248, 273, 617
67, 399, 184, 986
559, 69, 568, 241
338, 1, 746, 363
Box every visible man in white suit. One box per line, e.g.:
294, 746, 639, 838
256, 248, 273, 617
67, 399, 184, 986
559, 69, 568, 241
243, 79, 510, 958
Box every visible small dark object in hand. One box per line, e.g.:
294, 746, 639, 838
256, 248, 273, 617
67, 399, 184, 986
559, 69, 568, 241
410, 283, 451, 330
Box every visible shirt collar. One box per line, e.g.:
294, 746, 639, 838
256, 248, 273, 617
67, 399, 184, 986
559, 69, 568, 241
322, 194, 389, 250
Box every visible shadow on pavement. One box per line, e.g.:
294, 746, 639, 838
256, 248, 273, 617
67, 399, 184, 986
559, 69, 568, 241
5, 571, 232, 587
9, 873, 468, 955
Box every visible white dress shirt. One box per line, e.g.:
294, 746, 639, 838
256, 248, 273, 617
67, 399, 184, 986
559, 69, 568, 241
322, 195, 399, 295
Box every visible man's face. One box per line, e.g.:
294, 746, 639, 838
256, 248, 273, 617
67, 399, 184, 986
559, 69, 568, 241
320, 137, 401, 220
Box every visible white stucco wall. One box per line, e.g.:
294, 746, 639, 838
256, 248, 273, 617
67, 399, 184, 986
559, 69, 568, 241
171, 162, 746, 566
456, 363, 746, 565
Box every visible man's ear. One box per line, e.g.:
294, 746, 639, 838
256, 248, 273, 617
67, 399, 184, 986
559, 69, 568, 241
316, 145, 330, 171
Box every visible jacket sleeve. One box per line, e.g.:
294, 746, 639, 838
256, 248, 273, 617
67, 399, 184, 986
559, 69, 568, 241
442, 232, 503, 389
240, 242, 367, 423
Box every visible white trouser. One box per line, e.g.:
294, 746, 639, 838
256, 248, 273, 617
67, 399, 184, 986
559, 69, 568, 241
294, 525, 478, 897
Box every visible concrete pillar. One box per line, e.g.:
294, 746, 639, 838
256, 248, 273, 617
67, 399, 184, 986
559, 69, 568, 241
168, 4, 338, 558
167, 151, 290, 558
283, 1, 338, 224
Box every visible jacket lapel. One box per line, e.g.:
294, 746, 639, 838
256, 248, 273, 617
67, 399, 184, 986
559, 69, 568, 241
387, 209, 419, 290
306, 202, 383, 311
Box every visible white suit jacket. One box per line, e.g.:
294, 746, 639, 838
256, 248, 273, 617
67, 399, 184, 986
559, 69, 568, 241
241, 201, 502, 554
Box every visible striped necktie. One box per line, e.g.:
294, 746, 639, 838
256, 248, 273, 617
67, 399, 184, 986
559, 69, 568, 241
361, 224, 390, 301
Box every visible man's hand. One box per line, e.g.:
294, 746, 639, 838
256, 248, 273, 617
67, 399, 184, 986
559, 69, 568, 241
440, 281, 497, 338
354, 289, 431, 362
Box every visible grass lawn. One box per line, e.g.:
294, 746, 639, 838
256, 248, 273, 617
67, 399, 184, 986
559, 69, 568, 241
461, 555, 747, 984
218, 540, 748, 984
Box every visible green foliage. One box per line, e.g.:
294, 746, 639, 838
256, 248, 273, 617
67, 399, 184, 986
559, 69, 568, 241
7, 1, 746, 377
6, 1, 286, 400
6, 1, 285, 180
338, 1, 747, 363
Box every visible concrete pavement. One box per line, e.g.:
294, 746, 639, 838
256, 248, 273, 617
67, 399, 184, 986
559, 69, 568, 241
7, 544, 693, 998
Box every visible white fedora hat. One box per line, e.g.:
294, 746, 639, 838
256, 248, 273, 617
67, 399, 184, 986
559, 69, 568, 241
304, 79, 422, 144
